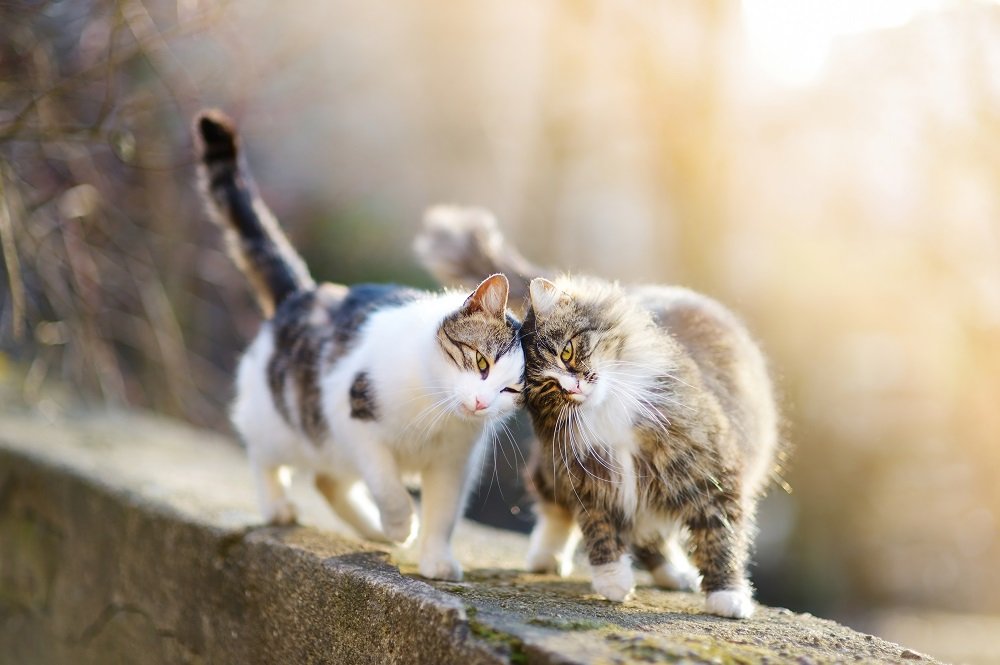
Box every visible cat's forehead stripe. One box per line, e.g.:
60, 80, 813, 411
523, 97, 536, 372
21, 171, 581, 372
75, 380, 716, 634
441, 309, 519, 355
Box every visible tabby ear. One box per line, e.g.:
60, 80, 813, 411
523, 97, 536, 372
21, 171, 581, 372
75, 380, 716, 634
462, 273, 509, 318
529, 278, 566, 317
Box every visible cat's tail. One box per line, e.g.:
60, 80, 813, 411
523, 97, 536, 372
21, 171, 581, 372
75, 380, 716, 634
194, 109, 315, 317
414, 206, 549, 309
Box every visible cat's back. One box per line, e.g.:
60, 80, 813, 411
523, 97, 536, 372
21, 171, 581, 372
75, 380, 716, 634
628, 284, 777, 489
268, 282, 423, 353
233, 281, 425, 448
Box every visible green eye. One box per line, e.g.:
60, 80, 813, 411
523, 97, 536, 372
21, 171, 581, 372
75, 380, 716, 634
560, 340, 574, 363
476, 351, 489, 379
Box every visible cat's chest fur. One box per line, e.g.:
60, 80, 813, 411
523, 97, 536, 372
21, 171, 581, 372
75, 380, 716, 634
574, 402, 643, 515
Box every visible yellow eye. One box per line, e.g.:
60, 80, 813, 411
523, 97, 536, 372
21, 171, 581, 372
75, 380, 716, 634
476, 351, 489, 378
560, 340, 574, 363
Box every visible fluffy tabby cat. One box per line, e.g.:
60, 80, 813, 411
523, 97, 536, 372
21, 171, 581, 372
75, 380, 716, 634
416, 208, 779, 617
194, 115, 524, 581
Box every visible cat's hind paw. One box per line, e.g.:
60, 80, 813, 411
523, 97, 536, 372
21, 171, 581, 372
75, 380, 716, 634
525, 547, 574, 577
263, 499, 298, 526
591, 559, 635, 602
705, 588, 755, 619
651, 559, 702, 592
381, 508, 418, 545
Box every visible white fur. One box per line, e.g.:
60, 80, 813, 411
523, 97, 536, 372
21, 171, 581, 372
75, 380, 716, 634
529, 278, 566, 317
554, 367, 641, 516
591, 556, 635, 602
651, 560, 702, 592
705, 588, 755, 619
629, 515, 701, 591
232, 290, 523, 581
525, 503, 579, 577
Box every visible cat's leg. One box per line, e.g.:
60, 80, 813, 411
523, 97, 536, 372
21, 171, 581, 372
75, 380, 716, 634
415, 448, 478, 581
314, 473, 385, 542
686, 501, 754, 619
250, 458, 297, 525
525, 502, 579, 577
632, 521, 701, 592
350, 434, 417, 544
580, 510, 634, 602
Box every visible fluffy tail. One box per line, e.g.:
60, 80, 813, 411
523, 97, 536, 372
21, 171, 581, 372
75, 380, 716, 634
414, 206, 549, 309
194, 109, 314, 317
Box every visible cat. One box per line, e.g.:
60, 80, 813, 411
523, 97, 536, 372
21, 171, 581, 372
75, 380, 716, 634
193, 115, 525, 581
415, 207, 780, 617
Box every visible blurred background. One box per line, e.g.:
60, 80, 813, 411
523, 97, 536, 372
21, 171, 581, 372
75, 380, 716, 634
1, 1, 999, 661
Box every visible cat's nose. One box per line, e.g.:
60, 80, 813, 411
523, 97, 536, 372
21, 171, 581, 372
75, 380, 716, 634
474, 397, 489, 411
558, 375, 582, 394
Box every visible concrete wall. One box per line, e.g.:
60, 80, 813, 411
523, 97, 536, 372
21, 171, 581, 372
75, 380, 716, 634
0, 412, 936, 664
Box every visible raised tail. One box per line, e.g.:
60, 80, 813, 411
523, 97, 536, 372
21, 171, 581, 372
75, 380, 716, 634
414, 206, 550, 310
194, 110, 314, 317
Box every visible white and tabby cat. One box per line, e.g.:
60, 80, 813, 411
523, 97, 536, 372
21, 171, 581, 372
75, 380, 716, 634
194, 114, 524, 581
416, 208, 780, 617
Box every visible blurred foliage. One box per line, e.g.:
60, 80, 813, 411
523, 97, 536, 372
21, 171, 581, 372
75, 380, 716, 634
2, 0, 1000, 628
0, 0, 241, 427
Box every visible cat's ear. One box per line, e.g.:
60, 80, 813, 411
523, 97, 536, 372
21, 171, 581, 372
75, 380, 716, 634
529, 277, 566, 317
462, 273, 509, 318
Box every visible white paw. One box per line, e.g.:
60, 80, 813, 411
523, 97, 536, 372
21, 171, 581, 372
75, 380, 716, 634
525, 547, 574, 577
705, 588, 755, 619
356, 521, 394, 544
418, 548, 463, 581
651, 559, 702, 592
381, 507, 418, 545
591, 559, 635, 602
263, 499, 297, 526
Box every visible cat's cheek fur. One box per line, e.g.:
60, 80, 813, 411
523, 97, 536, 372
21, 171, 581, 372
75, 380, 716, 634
449, 350, 524, 418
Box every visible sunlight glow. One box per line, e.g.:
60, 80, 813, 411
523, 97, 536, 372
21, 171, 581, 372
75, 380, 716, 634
742, 0, 948, 86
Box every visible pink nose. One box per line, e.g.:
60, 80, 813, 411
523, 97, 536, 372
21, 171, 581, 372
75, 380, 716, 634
566, 381, 582, 394
474, 397, 489, 411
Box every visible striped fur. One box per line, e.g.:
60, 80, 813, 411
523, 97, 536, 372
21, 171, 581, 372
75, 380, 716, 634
195, 110, 314, 317
193, 112, 526, 582
415, 206, 549, 315
415, 213, 781, 618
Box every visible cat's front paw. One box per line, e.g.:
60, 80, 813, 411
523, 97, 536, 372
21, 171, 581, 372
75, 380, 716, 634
591, 559, 635, 602
418, 548, 463, 581
263, 499, 298, 526
705, 588, 755, 619
651, 559, 702, 592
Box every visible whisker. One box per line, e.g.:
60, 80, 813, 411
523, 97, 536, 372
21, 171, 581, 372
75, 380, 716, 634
553, 406, 590, 515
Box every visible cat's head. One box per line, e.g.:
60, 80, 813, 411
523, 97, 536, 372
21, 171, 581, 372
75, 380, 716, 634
521, 276, 645, 415
436, 274, 524, 420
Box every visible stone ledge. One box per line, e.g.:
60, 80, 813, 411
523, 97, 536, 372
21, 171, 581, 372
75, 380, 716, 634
0, 411, 939, 664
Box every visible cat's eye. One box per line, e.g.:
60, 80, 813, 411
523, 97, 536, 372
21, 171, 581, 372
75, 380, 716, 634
475, 351, 490, 379
560, 340, 574, 363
